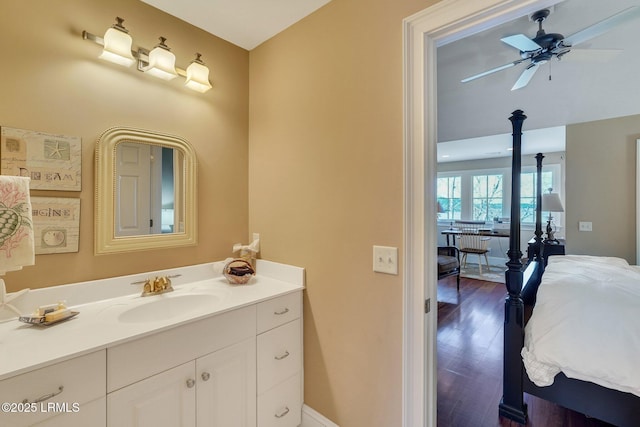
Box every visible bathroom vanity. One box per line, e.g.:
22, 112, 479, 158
0, 260, 304, 427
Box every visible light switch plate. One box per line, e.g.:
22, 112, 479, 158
578, 221, 593, 232
373, 245, 398, 275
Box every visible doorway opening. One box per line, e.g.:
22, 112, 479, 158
401, 1, 558, 426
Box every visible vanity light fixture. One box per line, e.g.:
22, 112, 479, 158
82, 17, 212, 93
97, 17, 136, 67
185, 53, 213, 93
142, 37, 178, 81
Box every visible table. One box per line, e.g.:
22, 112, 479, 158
441, 228, 510, 246
527, 238, 565, 266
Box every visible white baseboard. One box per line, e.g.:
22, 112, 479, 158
301, 404, 339, 427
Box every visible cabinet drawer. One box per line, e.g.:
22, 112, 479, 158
0, 351, 106, 427
32, 397, 106, 427
108, 305, 256, 392
257, 374, 301, 427
257, 319, 301, 394
257, 292, 301, 334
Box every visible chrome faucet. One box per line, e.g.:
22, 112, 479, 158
131, 275, 176, 297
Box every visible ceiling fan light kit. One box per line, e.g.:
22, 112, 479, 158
461, 6, 640, 90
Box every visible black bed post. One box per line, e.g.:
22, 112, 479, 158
533, 153, 545, 264
499, 110, 528, 424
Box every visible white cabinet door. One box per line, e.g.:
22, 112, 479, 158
107, 362, 196, 427
196, 338, 257, 427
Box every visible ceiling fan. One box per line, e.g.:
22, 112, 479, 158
461, 6, 640, 91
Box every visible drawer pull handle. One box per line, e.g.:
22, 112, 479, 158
275, 406, 290, 418
274, 350, 290, 360
274, 308, 289, 315
201, 372, 211, 381
186, 379, 196, 388
22, 385, 64, 404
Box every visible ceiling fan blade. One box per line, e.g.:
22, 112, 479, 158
563, 6, 640, 47
461, 60, 523, 83
501, 34, 542, 52
511, 64, 539, 91
563, 48, 622, 62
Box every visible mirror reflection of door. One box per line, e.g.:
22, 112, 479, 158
160, 147, 175, 234
116, 142, 151, 236
115, 143, 175, 237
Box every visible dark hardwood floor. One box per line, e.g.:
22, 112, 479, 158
437, 276, 614, 427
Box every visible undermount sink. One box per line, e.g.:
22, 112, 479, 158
117, 293, 223, 323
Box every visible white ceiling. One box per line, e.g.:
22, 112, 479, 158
140, 0, 639, 160
437, 0, 640, 160
140, 0, 332, 50
438, 126, 566, 163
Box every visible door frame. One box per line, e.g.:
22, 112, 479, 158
401, 0, 558, 425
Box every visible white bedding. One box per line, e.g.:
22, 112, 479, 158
522, 255, 640, 397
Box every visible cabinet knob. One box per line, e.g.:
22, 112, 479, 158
275, 406, 290, 418
274, 307, 289, 315
186, 378, 196, 388
201, 372, 211, 381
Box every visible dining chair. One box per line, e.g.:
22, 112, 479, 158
455, 221, 491, 274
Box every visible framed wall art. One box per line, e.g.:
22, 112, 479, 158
31, 197, 81, 254
0, 126, 81, 191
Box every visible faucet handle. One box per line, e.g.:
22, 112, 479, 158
130, 278, 153, 296
143, 279, 153, 294
160, 276, 172, 290
159, 276, 168, 288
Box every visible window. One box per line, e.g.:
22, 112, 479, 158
437, 176, 461, 220
437, 162, 561, 226
520, 171, 553, 223
472, 174, 503, 221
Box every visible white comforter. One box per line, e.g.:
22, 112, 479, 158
522, 255, 640, 397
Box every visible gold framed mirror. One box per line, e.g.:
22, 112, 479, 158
95, 127, 197, 254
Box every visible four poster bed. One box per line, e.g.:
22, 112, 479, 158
498, 110, 640, 426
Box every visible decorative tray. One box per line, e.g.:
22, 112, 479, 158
18, 311, 79, 326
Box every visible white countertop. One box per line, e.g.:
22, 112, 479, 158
0, 260, 304, 381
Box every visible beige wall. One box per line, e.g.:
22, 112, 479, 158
248, 0, 436, 425
566, 114, 640, 262
1, 0, 249, 292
